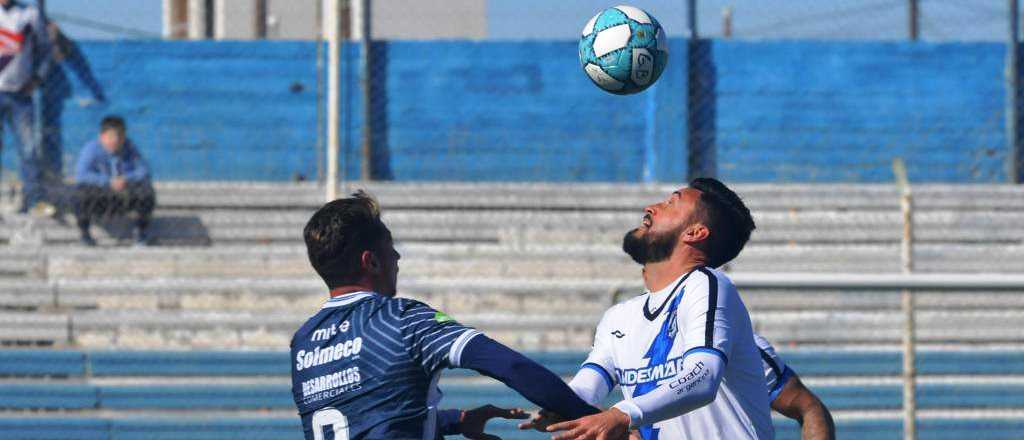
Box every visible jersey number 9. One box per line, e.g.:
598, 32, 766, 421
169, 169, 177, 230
312, 407, 349, 440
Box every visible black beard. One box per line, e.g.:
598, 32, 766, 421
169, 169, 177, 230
622, 227, 679, 265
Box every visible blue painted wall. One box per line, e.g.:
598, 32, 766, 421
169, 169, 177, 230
4, 39, 1010, 182
714, 41, 1007, 182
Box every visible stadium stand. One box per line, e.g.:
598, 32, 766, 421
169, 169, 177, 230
0, 182, 1021, 439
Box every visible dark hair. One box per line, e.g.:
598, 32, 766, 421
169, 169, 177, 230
303, 191, 389, 288
688, 177, 756, 268
100, 115, 126, 133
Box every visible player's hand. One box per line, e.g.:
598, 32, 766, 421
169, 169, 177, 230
517, 408, 564, 432
111, 177, 127, 192
546, 407, 631, 440
459, 404, 529, 440
18, 77, 40, 95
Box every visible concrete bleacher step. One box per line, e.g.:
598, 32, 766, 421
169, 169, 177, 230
3, 382, 1024, 413
0, 312, 68, 346
5, 349, 1024, 379
5, 206, 1020, 246
2, 304, 1007, 349
149, 182, 1024, 210
64, 309, 601, 350
38, 270, 1024, 312
753, 310, 1024, 345
26, 240, 1024, 282
5, 181, 1022, 212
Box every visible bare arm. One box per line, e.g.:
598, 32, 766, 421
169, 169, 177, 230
771, 374, 835, 440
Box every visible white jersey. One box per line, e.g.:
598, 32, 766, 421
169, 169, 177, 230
583, 267, 773, 439
754, 332, 796, 403
0, 1, 48, 92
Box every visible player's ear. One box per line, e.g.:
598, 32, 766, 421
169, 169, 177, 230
360, 250, 381, 274
681, 223, 710, 244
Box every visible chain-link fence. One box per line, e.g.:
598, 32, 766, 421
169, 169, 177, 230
340, 0, 1020, 184
0, 2, 1018, 440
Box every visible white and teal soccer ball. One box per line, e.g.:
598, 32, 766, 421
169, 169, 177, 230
579, 5, 668, 95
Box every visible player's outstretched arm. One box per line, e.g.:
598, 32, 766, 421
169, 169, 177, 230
457, 335, 602, 421
547, 350, 725, 440
771, 375, 836, 440
436, 406, 529, 439
518, 365, 615, 432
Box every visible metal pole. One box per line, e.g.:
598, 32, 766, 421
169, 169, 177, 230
325, 0, 341, 201
315, 0, 324, 182
686, 0, 710, 180
359, 0, 372, 181
254, 0, 267, 39
722, 7, 733, 38
908, 0, 919, 40
893, 158, 916, 440
687, 0, 698, 38
1009, 0, 1022, 183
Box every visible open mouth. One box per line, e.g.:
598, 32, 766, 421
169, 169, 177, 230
641, 214, 652, 228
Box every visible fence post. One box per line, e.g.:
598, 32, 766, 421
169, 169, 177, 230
893, 158, 916, 440
908, 0, 919, 40
686, 0, 716, 180
359, 0, 373, 181
325, 0, 341, 201
1009, 0, 1023, 183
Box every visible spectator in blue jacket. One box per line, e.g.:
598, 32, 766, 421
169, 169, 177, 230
73, 115, 155, 247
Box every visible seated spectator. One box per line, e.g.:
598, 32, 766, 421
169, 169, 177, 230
73, 115, 155, 247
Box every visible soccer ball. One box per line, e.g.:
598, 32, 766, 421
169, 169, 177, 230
579, 5, 668, 95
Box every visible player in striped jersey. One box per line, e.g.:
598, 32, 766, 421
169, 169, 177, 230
291, 192, 599, 440
541, 178, 772, 439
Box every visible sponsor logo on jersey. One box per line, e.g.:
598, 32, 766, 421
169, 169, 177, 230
301, 366, 362, 403
434, 311, 454, 324
610, 330, 626, 338
668, 360, 707, 393
310, 320, 351, 342
617, 355, 685, 386
295, 337, 363, 372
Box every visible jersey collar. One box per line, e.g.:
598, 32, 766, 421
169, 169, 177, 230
642, 270, 695, 321
321, 290, 376, 309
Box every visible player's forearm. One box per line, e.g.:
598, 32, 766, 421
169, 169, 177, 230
613, 350, 724, 428
799, 401, 836, 440
459, 335, 601, 420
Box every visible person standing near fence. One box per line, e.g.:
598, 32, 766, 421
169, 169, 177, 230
73, 116, 154, 247
0, 0, 52, 217
40, 22, 105, 205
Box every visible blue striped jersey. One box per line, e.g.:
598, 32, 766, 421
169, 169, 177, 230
290, 291, 480, 440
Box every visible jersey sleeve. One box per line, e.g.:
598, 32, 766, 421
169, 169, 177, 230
677, 268, 733, 364
753, 332, 795, 402
580, 307, 618, 390
396, 300, 480, 375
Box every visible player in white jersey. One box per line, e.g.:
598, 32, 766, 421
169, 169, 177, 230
523, 331, 835, 439
523, 331, 836, 440
543, 178, 772, 440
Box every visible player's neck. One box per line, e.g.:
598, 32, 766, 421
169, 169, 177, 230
329, 283, 376, 298
642, 251, 706, 292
